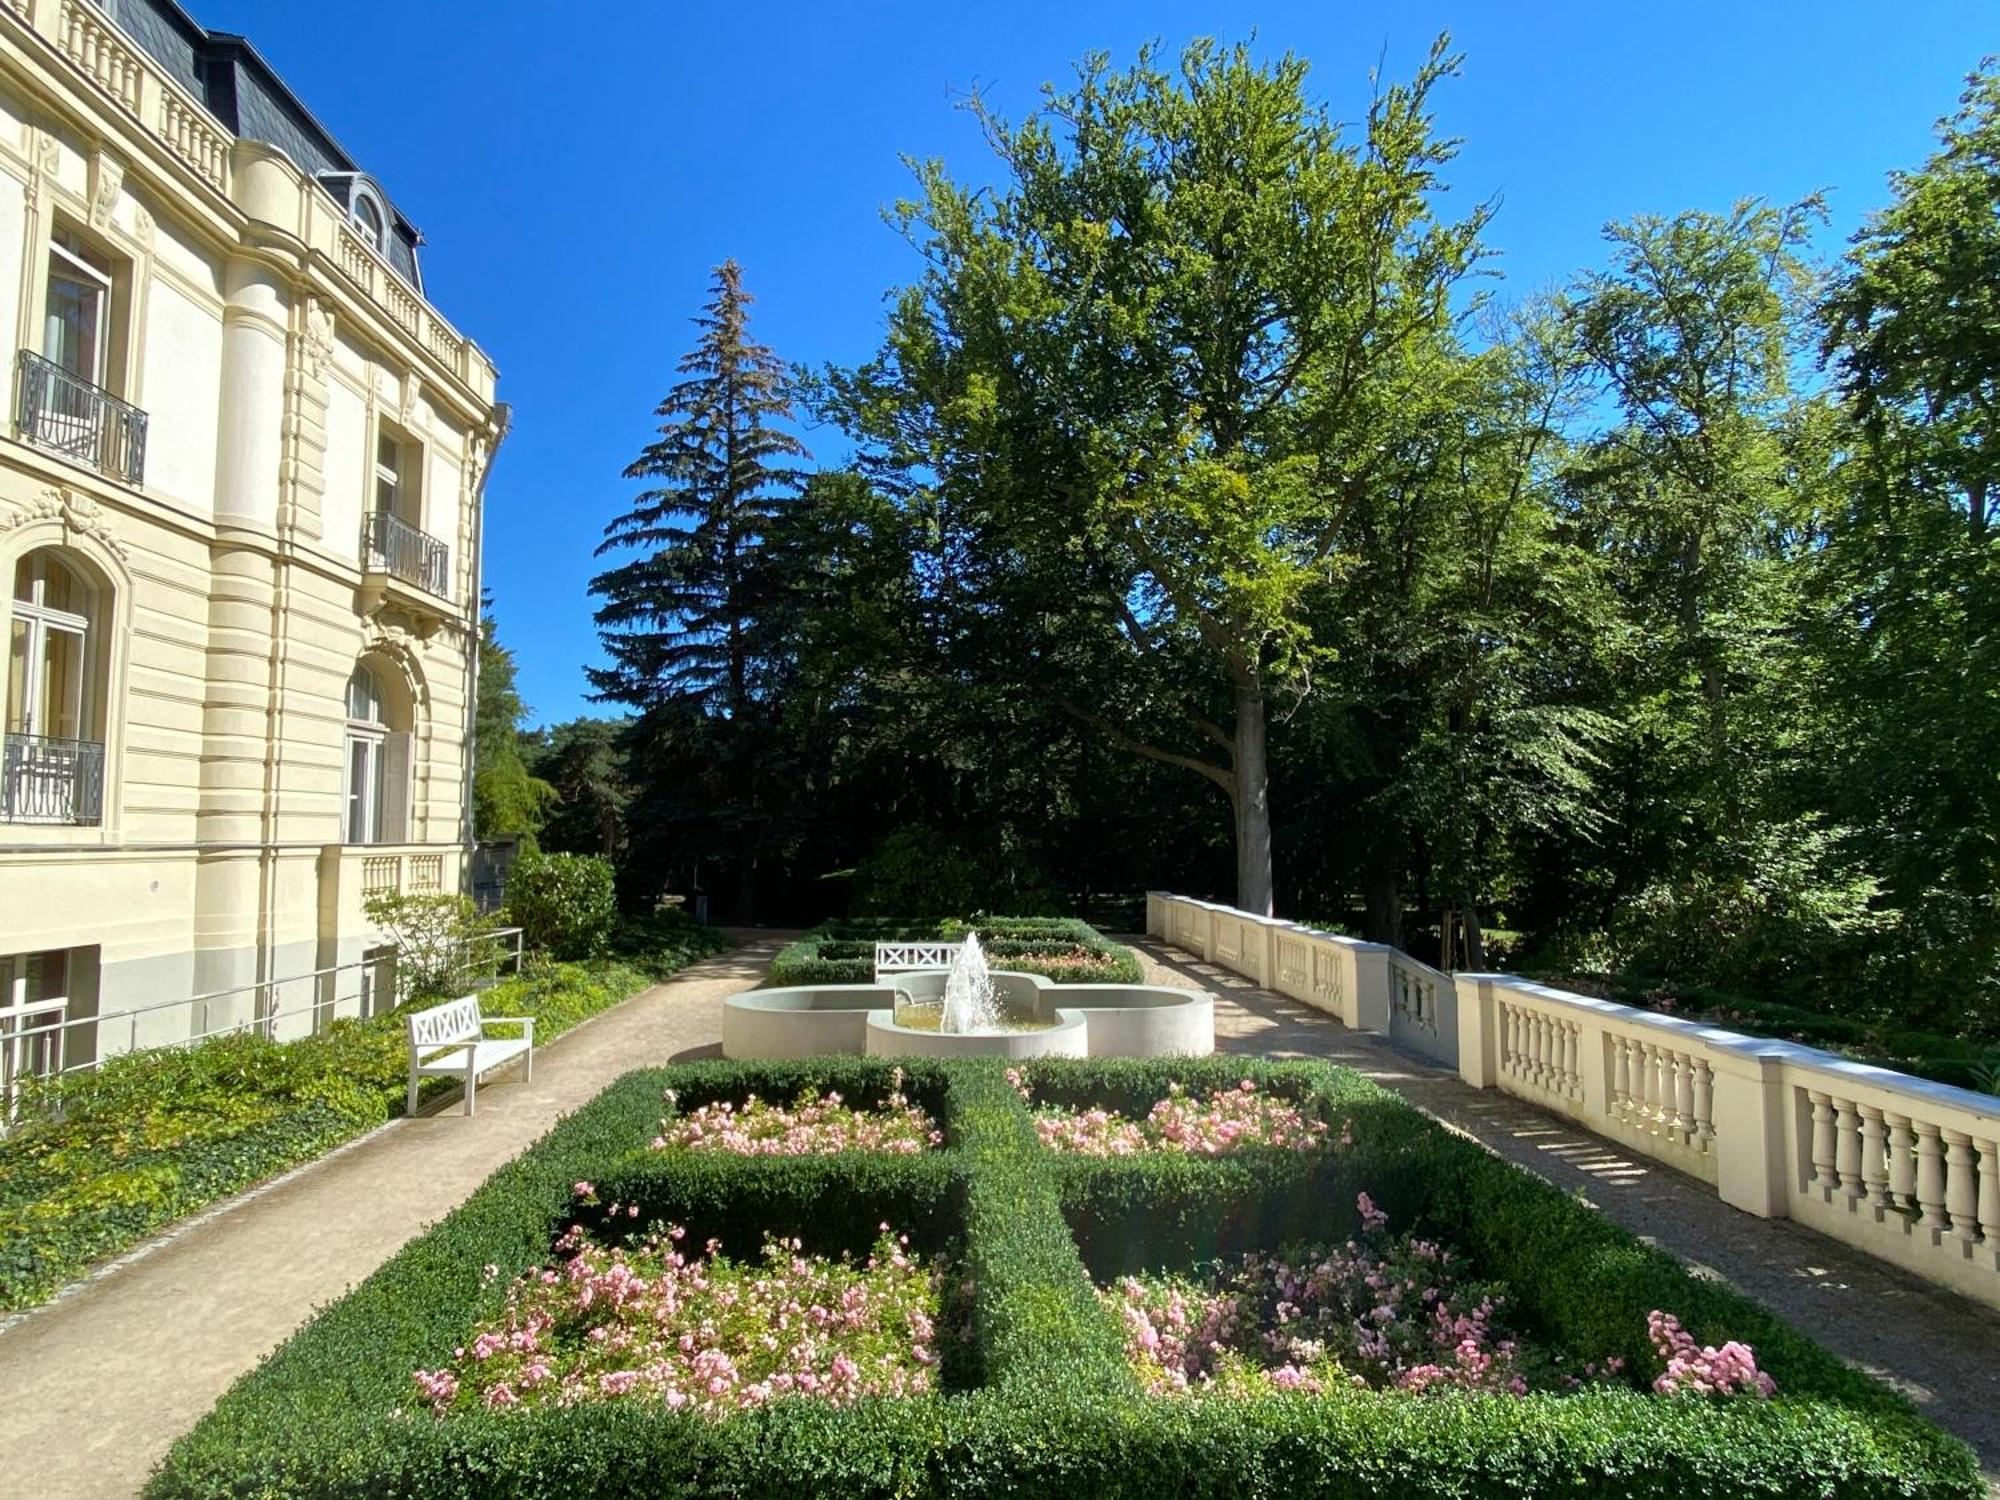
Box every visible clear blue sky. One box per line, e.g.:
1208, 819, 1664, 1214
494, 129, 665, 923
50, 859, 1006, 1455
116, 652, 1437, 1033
196, 0, 1988, 727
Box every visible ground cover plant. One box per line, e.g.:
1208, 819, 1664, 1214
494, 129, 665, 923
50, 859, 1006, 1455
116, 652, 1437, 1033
0, 921, 729, 1316
1023, 1074, 1333, 1155
152, 1055, 1978, 1498
768, 915, 1141, 987
651, 1072, 942, 1154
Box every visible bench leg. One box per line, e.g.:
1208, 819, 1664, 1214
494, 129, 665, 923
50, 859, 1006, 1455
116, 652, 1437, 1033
407, 1069, 420, 1118
524, 1046, 533, 1083
464, 1065, 477, 1117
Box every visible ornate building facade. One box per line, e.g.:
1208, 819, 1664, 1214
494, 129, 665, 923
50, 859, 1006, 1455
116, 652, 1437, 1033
0, 0, 504, 1082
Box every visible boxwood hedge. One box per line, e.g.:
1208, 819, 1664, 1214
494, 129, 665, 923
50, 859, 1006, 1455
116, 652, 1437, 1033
769, 916, 1143, 987
150, 1056, 1981, 1498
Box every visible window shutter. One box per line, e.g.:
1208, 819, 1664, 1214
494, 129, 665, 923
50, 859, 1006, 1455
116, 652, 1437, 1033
380, 731, 412, 844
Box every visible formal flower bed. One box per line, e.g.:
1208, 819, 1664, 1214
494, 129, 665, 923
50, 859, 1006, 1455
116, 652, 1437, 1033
412, 1222, 941, 1417
650, 1076, 941, 1155
153, 1058, 1979, 1500
1023, 1075, 1334, 1156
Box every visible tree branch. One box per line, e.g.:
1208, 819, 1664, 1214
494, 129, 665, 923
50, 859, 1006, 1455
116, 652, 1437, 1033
1056, 696, 1237, 799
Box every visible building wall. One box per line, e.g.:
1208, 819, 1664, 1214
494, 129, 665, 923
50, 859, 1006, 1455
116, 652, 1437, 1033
0, 0, 502, 1061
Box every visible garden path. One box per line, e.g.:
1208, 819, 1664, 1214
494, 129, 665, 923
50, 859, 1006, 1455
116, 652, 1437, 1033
0, 934, 782, 1500
1131, 936, 2000, 1484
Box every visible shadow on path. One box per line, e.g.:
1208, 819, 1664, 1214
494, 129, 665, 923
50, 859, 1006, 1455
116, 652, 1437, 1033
1127, 936, 2000, 1482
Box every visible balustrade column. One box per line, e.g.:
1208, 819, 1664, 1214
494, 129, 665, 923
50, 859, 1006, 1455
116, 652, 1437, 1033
1561, 1024, 1579, 1095
1858, 1106, 1888, 1209
1671, 1054, 1694, 1135
1977, 1138, 1999, 1249
1808, 1092, 1836, 1192
1612, 1037, 1631, 1118
1943, 1132, 1979, 1241
1835, 1099, 1864, 1199
1887, 1115, 1917, 1211
1651, 1046, 1671, 1126
1915, 1123, 1949, 1231
1692, 1060, 1715, 1147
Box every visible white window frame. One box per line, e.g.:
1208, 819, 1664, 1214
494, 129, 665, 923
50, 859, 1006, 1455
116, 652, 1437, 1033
44, 232, 113, 388
8, 552, 93, 743
351, 188, 387, 253
343, 666, 409, 846
1, 950, 69, 1118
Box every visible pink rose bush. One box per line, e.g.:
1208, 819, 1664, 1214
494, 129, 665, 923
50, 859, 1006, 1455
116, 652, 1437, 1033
650, 1075, 942, 1155
1106, 1194, 1555, 1397
1105, 1195, 1775, 1403
1029, 1079, 1331, 1157
412, 1223, 942, 1417
1647, 1310, 1777, 1397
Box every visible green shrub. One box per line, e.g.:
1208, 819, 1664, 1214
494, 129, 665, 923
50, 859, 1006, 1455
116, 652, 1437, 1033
0, 925, 730, 1317
363, 892, 497, 1004
150, 1057, 1979, 1499
505, 851, 619, 959
769, 916, 1141, 987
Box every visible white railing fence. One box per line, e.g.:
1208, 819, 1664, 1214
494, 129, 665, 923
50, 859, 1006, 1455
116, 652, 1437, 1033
1146, 891, 2000, 1313
0, 926, 524, 1127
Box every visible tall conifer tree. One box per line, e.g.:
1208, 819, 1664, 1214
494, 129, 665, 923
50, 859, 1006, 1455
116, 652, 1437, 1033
590, 260, 806, 915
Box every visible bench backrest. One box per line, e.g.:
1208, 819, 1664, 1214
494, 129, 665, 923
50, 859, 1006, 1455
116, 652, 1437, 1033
873, 941, 964, 979
407, 995, 483, 1050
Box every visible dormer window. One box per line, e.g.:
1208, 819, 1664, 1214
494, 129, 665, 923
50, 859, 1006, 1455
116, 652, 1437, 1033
351, 191, 386, 253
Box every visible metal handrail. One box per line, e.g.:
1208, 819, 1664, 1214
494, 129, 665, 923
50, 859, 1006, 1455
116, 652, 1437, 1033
364, 510, 451, 598
1, 733, 106, 825
15, 349, 147, 484
0, 926, 525, 1125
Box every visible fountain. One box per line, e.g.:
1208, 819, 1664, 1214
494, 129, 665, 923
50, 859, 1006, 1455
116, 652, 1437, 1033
940, 932, 999, 1033
722, 930, 1216, 1060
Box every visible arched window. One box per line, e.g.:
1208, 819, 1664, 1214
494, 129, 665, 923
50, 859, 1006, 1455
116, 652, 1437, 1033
4, 549, 104, 825
351, 191, 386, 253
343, 662, 412, 845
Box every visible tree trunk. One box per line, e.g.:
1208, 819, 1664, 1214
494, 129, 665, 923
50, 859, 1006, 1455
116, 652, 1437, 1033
1363, 819, 1405, 948
1233, 683, 1273, 915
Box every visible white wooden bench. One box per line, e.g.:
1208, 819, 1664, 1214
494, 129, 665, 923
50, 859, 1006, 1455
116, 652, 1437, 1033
873, 941, 964, 980
405, 995, 535, 1117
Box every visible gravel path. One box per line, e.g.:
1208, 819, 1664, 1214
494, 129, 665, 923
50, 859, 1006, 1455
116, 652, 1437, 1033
0, 936, 783, 1500
8, 930, 1994, 1497
1131, 936, 2000, 1484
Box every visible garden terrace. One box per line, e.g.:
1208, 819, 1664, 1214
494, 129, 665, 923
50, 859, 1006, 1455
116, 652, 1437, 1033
769, 917, 1141, 988
150, 1055, 1979, 1498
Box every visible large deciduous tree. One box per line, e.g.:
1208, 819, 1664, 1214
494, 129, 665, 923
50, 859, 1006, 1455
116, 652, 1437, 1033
590, 260, 807, 916
826, 37, 1488, 914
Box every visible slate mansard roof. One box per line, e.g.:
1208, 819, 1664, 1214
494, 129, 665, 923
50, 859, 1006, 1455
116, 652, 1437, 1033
94, 0, 427, 292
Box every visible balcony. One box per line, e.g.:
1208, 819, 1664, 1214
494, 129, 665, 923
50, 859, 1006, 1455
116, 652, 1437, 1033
359, 511, 454, 632
15, 351, 147, 486
1, 735, 106, 826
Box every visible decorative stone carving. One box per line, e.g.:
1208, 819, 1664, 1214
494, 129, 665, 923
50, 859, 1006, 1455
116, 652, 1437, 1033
89, 150, 123, 230
33, 128, 59, 178
301, 296, 335, 383
131, 199, 154, 247
0, 486, 130, 560
400, 369, 424, 427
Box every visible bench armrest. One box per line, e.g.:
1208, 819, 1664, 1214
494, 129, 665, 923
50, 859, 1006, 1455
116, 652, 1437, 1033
479, 1016, 536, 1041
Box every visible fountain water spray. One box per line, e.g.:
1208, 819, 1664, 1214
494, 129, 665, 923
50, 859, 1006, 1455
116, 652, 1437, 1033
940, 932, 1000, 1034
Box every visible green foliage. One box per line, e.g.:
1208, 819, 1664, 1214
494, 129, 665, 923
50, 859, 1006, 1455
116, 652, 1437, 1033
473, 605, 557, 844
0, 929, 729, 1318
150, 1057, 1978, 1498
505, 850, 619, 959
769, 917, 1142, 987
361, 892, 496, 1006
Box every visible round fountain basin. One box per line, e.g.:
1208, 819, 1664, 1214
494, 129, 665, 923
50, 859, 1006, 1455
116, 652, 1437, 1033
863, 1006, 1089, 1059
722, 968, 1214, 1060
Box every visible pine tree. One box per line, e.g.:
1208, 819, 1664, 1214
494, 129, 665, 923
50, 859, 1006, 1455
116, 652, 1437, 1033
589, 260, 807, 916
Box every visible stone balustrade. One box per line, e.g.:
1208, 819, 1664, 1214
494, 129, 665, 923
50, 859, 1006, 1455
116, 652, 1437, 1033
6, 0, 483, 394
1147, 890, 2000, 1312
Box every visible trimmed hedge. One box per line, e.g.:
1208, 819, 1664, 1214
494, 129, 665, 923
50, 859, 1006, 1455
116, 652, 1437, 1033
770, 916, 1142, 988
150, 1056, 1979, 1498
0, 923, 730, 1316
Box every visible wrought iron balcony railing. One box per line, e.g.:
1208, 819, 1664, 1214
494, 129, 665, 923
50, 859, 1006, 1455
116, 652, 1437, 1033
15, 350, 147, 485
364, 510, 451, 598
1, 734, 106, 826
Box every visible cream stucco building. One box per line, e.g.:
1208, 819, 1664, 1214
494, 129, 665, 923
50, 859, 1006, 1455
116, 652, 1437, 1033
0, 0, 504, 1090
